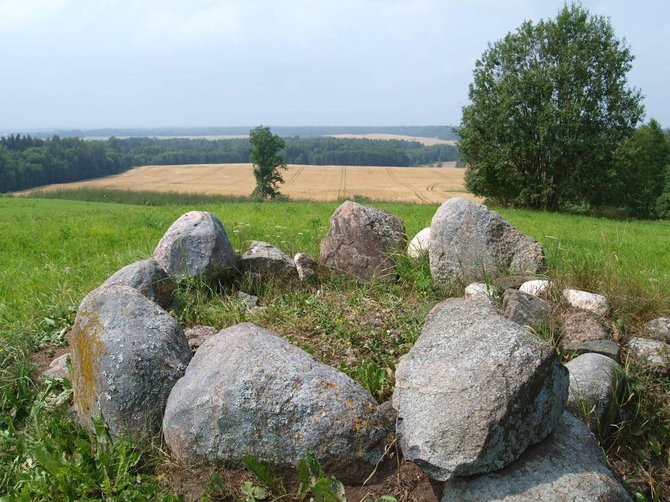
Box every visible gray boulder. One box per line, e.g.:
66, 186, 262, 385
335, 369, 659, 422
642, 317, 670, 343
294, 252, 318, 282
503, 289, 552, 328
101, 258, 174, 309
184, 325, 218, 353
240, 241, 297, 278
562, 289, 609, 317
393, 298, 568, 481
163, 323, 392, 484
153, 211, 237, 282
320, 201, 406, 282
441, 412, 630, 501
564, 339, 621, 361
494, 275, 539, 292
565, 353, 622, 432
237, 291, 260, 309
429, 199, 545, 286
69, 285, 191, 439
628, 337, 670, 371
561, 312, 609, 347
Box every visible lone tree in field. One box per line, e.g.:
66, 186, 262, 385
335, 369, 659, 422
249, 125, 287, 199
458, 3, 644, 210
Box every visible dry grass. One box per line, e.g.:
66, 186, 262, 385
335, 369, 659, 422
21, 163, 477, 204
327, 133, 457, 146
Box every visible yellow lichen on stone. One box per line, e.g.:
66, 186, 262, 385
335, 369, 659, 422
71, 310, 105, 428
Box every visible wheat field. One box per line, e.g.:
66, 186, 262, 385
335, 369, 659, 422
25, 163, 477, 203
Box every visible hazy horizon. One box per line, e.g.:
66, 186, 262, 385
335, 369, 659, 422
1, 0, 669, 131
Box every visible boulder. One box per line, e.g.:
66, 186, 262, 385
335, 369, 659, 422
628, 337, 670, 371
519, 279, 550, 297
392, 298, 568, 481
563, 339, 621, 362
41, 353, 70, 380
429, 199, 545, 286
320, 201, 406, 282
441, 413, 629, 501
464, 282, 496, 301
561, 312, 609, 346
641, 317, 670, 343
502, 289, 552, 328
101, 258, 174, 309
184, 325, 218, 353
494, 275, 539, 292
562, 289, 609, 317
565, 353, 622, 432
69, 285, 191, 439
408, 227, 431, 259
294, 252, 318, 282
153, 211, 237, 282
240, 241, 297, 278
163, 323, 392, 484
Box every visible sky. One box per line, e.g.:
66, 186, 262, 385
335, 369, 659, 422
0, 0, 668, 131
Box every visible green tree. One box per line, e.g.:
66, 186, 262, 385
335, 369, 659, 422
249, 126, 287, 199
459, 3, 644, 210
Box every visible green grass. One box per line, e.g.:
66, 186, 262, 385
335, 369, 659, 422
1, 194, 669, 500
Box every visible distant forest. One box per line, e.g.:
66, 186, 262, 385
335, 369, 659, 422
0, 134, 459, 193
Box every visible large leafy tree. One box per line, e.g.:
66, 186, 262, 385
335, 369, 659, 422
459, 3, 644, 210
249, 126, 287, 199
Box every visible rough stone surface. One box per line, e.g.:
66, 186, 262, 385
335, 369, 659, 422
240, 241, 297, 278
642, 317, 670, 343
101, 258, 174, 309
184, 325, 218, 353
441, 413, 630, 502
70, 285, 191, 439
494, 275, 539, 292
563, 289, 609, 317
163, 323, 392, 483
392, 298, 568, 481
429, 199, 545, 286
565, 353, 622, 432
153, 211, 237, 282
320, 201, 406, 282
408, 227, 431, 259
503, 289, 552, 328
294, 252, 318, 282
464, 282, 496, 301
237, 291, 260, 309
628, 337, 670, 371
42, 353, 70, 380
563, 339, 621, 361
561, 312, 609, 346
519, 279, 550, 297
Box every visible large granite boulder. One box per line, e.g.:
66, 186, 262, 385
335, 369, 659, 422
441, 413, 629, 501
153, 211, 237, 282
163, 323, 392, 484
393, 298, 568, 481
240, 241, 297, 278
565, 353, 622, 432
502, 289, 552, 328
69, 286, 191, 439
101, 258, 174, 309
320, 201, 406, 282
430, 199, 545, 286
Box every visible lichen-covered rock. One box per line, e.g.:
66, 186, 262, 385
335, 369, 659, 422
320, 201, 406, 282
642, 317, 670, 343
628, 337, 670, 371
184, 325, 218, 353
563, 289, 609, 317
430, 199, 545, 286
101, 258, 174, 309
70, 286, 191, 439
561, 312, 609, 347
153, 211, 237, 282
502, 289, 552, 328
393, 298, 568, 481
565, 353, 622, 432
441, 413, 629, 501
519, 279, 550, 296
294, 252, 317, 282
240, 241, 297, 278
408, 227, 431, 259
163, 323, 392, 483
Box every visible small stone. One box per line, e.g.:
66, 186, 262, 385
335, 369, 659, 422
562, 289, 609, 317
184, 325, 218, 353
562, 339, 621, 361
502, 289, 552, 328
628, 337, 670, 371
237, 291, 260, 309
464, 282, 496, 301
565, 353, 622, 432
641, 317, 670, 343
519, 279, 550, 296
494, 275, 539, 292
240, 241, 297, 278
42, 353, 70, 380
408, 227, 431, 259
561, 312, 609, 346
101, 258, 174, 309
294, 252, 318, 282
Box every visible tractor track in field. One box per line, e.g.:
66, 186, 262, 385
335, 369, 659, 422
385, 168, 431, 203
337, 165, 347, 200
286, 165, 306, 184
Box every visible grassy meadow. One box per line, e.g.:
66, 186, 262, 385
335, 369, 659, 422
1, 192, 669, 500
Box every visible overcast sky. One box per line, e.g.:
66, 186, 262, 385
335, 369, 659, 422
1, 0, 668, 131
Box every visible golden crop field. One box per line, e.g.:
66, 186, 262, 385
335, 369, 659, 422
26, 163, 478, 204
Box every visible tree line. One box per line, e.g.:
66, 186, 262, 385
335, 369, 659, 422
0, 135, 459, 193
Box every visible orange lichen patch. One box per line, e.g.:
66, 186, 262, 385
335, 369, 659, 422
70, 311, 105, 426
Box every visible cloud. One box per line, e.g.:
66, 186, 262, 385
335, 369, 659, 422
0, 0, 69, 29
